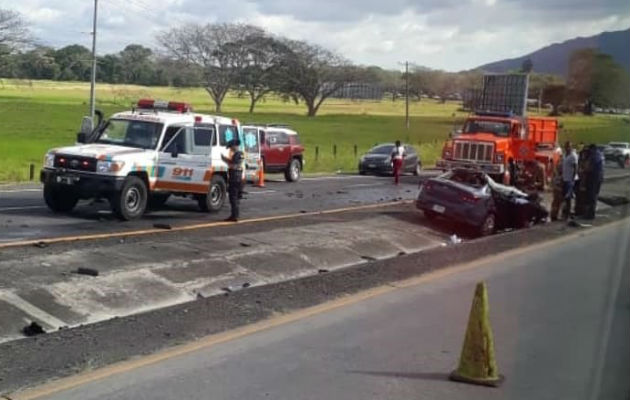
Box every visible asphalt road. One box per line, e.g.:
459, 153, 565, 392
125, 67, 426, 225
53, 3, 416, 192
35, 218, 630, 400
0, 173, 427, 244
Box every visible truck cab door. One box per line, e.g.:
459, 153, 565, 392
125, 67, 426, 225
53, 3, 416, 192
156, 126, 211, 194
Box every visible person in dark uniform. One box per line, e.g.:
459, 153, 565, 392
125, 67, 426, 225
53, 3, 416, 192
221, 139, 244, 222
584, 144, 604, 219
507, 157, 518, 187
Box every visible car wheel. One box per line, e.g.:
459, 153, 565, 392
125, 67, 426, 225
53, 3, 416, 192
198, 175, 226, 212
424, 210, 438, 221
43, 184, 78, 213
478, 213, 496, 236
414, 163, 422, 176
148, 193, 170, 209
111, 176, 148, 220
285, 158, 301, 182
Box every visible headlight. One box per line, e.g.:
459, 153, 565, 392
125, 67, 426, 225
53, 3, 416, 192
97, 160, 125, 173
443, 150, 452, 158
43, 153, 55, 168
495, 153, 505, 163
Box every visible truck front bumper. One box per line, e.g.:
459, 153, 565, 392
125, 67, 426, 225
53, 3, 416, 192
436, 160, 505, 174
41, 168, 125, 198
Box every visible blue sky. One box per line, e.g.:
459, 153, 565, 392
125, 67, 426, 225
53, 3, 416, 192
2, 0, 629, 71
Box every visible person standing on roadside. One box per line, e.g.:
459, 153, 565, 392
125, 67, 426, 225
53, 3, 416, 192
221, 139, 244, 222
550, 157, 564, 221
584, 144, 604, 219
508, 157, 518, 186
391, 140, 405, 185
561, 141, 579, 219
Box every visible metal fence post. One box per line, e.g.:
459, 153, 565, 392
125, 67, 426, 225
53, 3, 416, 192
29, 163, 35, 181
315, 146, 319, 161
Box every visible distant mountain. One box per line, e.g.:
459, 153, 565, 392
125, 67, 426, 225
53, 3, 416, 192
477, 28, 630, 76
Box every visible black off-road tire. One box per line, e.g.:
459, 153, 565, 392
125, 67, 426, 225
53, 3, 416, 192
198, 175, 227, 212
43, 184, 79, 213
111, 176, 148, 221
285, 158, 301, 182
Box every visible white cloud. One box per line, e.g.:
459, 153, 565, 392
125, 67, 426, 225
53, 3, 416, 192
1, 0, 627, 70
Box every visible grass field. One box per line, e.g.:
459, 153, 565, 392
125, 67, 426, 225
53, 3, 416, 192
1, 79, 629, 182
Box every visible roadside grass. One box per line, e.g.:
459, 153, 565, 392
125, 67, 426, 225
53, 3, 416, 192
1, 79, 628, 182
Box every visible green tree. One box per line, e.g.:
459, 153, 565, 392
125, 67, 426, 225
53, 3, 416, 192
54, 44, 91, 81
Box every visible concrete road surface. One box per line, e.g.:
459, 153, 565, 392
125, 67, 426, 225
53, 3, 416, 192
34, 218, 630, 400
0, 174, 426, 244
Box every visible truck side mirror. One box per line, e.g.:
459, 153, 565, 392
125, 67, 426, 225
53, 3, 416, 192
76, 132, 87, 143
171, 145, 179, 158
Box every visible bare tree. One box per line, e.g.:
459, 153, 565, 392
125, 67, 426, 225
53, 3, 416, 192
0, 9, 31, 50
276, 40, 360, 117
157, 23, 265, 113
231, 33, 285, 113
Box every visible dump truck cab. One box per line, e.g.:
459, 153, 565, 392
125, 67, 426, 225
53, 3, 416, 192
437, 74, 560, 187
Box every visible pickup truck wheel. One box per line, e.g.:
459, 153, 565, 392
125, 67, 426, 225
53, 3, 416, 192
44, 184, 78, 213
285, 159, 301, 182
111, 176, 147, 220
478, 213, 496, 237
198, 175, 226, 212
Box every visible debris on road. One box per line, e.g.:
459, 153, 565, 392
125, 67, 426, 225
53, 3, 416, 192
318, 269, 329, 273
153, 223, 172, 230
240, 242, 252, 247
242, 282, 251, 288
22, 322, 46, 337
33, 241, 48, 249
361, 255, 377, 261
75, 267, 99, 277
449, 234, 462, 244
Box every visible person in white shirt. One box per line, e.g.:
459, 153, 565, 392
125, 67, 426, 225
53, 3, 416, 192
391, 140, 405, 185
561, 141, 579, 219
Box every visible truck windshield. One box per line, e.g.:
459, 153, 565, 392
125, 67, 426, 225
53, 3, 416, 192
463, 120, 511, 137
96, 119, 164, 150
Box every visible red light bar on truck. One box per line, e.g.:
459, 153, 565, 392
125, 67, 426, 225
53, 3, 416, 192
136, 98, 192, 113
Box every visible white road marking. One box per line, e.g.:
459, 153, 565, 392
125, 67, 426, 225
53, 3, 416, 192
246, 190, 277, 195
0, 205, 47, 212
0, 291, 67, 329
0, 188, 42, 193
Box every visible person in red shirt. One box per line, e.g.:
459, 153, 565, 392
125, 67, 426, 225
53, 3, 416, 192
391, 140, 405, 185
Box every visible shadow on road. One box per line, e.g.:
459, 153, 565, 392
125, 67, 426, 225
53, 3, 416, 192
348, 370, 450, 382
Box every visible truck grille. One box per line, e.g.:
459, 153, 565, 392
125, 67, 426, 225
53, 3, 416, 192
453, 141, 494, 163
54, 154, 97, 172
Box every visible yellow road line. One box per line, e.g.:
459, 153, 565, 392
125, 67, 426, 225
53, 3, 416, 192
9, 217, 629, 400
0, 200, 413, 250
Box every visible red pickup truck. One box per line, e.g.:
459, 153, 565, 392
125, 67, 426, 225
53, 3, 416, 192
242, 125, 305, 182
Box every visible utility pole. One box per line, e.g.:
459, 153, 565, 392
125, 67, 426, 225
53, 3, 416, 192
89, 0, 98, 121
405, 61, 409, 130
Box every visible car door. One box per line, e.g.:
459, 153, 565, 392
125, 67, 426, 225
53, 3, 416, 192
270, 131, 291, 167
156, 126, 212, 194
242, 127, 261, 181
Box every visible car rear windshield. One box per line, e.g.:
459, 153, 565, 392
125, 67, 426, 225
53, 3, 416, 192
369, 145, 394, 154
96, 119, 164, 149
463, 120, 511, 137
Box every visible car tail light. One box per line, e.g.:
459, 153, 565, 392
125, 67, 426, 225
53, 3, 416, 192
460, 193, 481, 203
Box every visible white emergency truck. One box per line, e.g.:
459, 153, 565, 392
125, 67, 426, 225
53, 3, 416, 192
40, 99, 260, 220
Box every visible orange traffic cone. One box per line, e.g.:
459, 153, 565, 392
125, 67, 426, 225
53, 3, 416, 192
449, 281, 504, 387
256, 159, 265, 188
